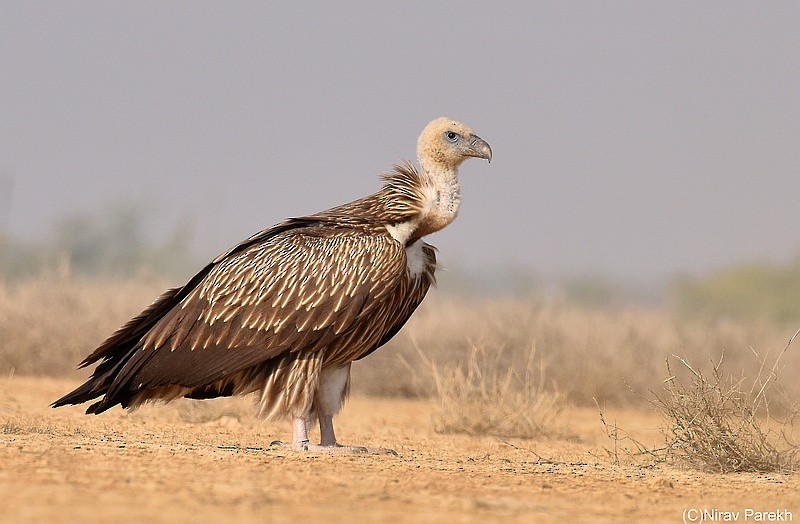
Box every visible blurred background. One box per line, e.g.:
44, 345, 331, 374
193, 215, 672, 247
1, 2, 800, 434
1, 2, 799, 350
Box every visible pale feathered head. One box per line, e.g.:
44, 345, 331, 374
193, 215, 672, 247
416, 117, 492, 172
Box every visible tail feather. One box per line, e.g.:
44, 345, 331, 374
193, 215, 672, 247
50, 344, 140, 412
52, 227, 293, 414
51, 284, 193, 413
50, 378, 106, 408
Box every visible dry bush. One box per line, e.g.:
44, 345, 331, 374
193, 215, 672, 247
598, 334, 799, 473
653, 345, 798, 473
423, 341, 566, 439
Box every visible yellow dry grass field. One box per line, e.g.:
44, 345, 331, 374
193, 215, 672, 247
1, 275, 799, 522
3, 377, 798, 523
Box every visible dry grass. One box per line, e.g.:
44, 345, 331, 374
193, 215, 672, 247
423, 341, 566, 439
2, 273, 800, 419
0, 420, 59, 436
360, 295, 800, 411
597, 334, 799, 473
0, 271, 165, 377
173, 397, 258, 424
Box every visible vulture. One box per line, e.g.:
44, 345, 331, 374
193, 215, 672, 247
53, 117, 492, 453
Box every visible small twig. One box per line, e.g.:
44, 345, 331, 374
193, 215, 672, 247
496, 438, 567, 465
752, 328, 799, 407
593, 397, 667, 466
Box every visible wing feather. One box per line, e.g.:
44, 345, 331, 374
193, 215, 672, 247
111, 226, 408, 393
357, 241, 437, 360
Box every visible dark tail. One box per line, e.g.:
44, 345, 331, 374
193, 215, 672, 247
51, 284, 188, 413
50, 344, 141, 413
51, 224, 298, 413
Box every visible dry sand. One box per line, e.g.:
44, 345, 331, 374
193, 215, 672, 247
1, 376, 797, 523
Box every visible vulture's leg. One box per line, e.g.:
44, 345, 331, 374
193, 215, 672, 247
268, 366, 349, 452
291, 416, 310, 449
270, 364, 397, 455
306, 364, 397, 455
269, 416, 312, 450
315, 364, 351, 446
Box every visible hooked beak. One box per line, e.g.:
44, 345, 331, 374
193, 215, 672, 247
465, 134, 492, 163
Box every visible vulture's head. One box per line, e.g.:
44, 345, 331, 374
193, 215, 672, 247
417, 117, 492, 172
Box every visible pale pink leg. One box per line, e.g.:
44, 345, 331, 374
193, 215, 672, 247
305, 366, 396, 455
292, 416, 310, 449
269, 365, 397, 455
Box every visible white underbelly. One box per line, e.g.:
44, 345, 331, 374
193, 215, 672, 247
405, 239, 427, 278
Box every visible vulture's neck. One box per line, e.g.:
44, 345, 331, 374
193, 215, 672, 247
415, 163, 461, 239
383, 160, 461, 245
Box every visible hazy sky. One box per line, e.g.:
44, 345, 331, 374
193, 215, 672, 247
1, 2, 798, 282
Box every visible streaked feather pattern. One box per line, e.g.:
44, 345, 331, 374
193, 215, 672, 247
53, 164, 438, 418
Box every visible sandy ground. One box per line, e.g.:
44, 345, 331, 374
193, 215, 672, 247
1, 376, 798, 523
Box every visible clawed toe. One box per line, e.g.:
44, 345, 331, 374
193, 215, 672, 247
268, 440, 310, 452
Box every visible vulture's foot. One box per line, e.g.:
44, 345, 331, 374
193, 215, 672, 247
268, 440, 397, 455
268, 439, 313, 452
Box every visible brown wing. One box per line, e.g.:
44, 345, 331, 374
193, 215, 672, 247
357, 241, 436, 360
102, 225, 409, 400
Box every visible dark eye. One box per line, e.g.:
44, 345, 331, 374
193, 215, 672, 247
444, 131, 459, 143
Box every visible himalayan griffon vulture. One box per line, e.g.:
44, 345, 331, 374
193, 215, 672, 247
53, 117, 492, 453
